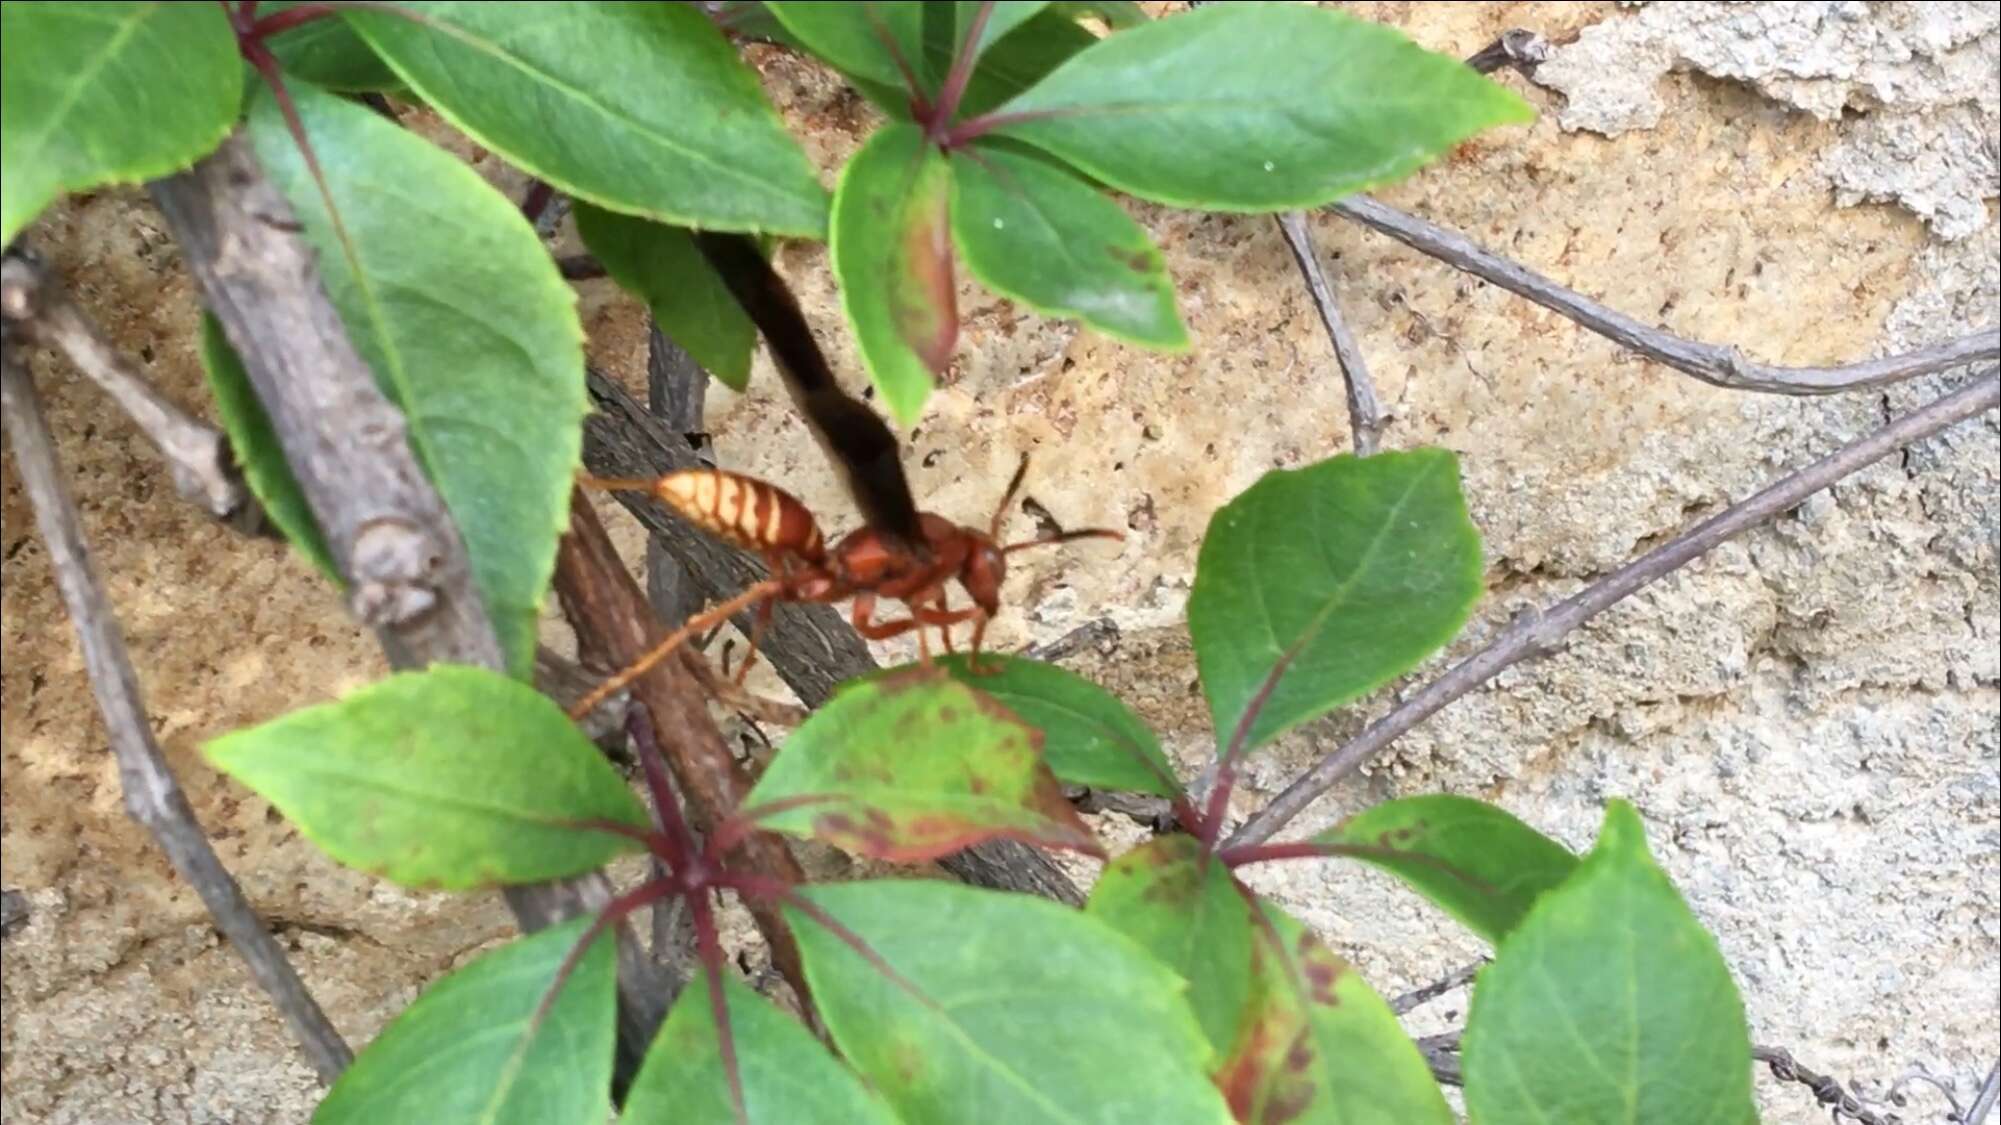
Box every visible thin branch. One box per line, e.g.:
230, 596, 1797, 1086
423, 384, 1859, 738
1017, 616, 1119, 663
1229, 367, 2000, 846
1389, 960, 1485, 1015
551, 483, 814, 1006
1274, 210, 1386, 455
0, 349, 352, 1083
1, 251, 261, 527
147, 133, 669, 1086
580, 366, 1088, 908
1754, 1046, 1899, 1125
1971, 1059, 1999, 1125
1330, 195, 1999, 395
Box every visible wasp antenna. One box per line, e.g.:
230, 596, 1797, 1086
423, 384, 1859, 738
577, 475, 662, 494
988, 452, 1033, 539
1001, 527, 1125, 556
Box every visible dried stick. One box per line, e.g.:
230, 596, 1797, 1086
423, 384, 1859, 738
580, 368, 1089, 907
1330, 194, 1998, 395
147, 134, 669, 1080
551, 485, 813, 1002
1, 350, 352, 1083
1754, 1046, 1898, 1125
1389, 959, 1485, 1015
1229, 367, 2000, 846
1, 252, 260, 527
1972, 1059, 2000, 1125
1274, 210, 1385, 455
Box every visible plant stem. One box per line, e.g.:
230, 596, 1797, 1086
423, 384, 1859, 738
250, 2, 336, 37
931, 0, 994, 137
1275, 210, 1385, 455
1228, 367, 2000, 847
0, 351, 352, 1082
1330, 195, 1998, 395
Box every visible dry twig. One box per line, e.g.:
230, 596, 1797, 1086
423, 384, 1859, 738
1, 252, 260, 527
1, 349, 351, 1082
1755, 1045, 1900, 1125
1274, 210, 1386, 455
1970, 1059, 2000, 1125
1230, 366, 2000, 846
148, 133, 669, 1081
1390, 960, 1485, 1015
1330, 195, 1998, 395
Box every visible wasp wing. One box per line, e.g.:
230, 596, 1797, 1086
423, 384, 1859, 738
693, 232, 927, 552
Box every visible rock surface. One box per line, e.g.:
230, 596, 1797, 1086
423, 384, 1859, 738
3, 3, 1995, 1121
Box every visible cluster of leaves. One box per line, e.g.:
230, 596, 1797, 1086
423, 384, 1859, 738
206, 447, 1756, 1124
2, 3, 1760, 1123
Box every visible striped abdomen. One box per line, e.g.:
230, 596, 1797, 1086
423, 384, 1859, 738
655, 469, 826, 562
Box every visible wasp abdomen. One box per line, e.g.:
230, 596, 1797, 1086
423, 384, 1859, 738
655, 470, 826, 561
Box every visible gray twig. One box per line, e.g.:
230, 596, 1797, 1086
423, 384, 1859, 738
147, 134, 669, 1084
1, 251, 260, 528
1274, 211, 1386, 455
1229, 367, 2000, 846
1755, 1045, 1900, 1125
1389, 960, 1485, 1015
1970, 1059, 1999, 1125
1017, 616, 1120, 663
1330, 195, 1998, 395
1, 350, 352, 1083
581, 367, 1087, 906
1465, 29, 1554, 77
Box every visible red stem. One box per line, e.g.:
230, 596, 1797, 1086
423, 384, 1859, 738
721, 874, 933, 1004
707, 794, 844, 861
940, 107, 1075, 149
863, 3, 933, 121
930, 0, 994, 137
1217, 841, 1341, 868
527, 878, 674, 1031
627, 706, 701, 869
250, 2, 336, 38
689, 889, 748, 1125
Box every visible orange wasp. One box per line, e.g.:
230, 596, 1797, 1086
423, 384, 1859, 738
567, 234, 1120, 721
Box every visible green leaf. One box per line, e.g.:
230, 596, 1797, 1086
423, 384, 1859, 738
1317, 795, 1578, 945
1086, 835, 1251, 1053
263, 4, 402, 93
574, 203, 755, 392
622, 972, 898, 1125
924, 8, 1097, 119
1050, 1, 1147, 30
204, 665, 648, 889
198, 316, 340, 582
1217, 905, 1452, 1125
1463, 802, 1756, 1125
245, 81, 586, 680
993, 2, 1534, 211
765, 1, 925, 91
789, 879, 1232, 1124
315, 916, 615, 1125
829, 122, 956, 425
927, 654, 1178, 796
346, 2, 827, 236
951, 142, 1184, 349
1188, 448, 1482, 755
1, 2, 242, 245
744, 667, 1098, 862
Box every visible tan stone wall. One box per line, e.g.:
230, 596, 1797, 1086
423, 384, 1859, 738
4, 3, 1995, 1120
